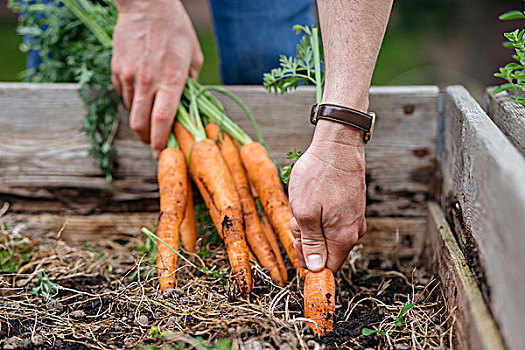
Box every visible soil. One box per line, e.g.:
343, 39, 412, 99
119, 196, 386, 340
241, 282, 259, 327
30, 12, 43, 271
0, 218, 452, 350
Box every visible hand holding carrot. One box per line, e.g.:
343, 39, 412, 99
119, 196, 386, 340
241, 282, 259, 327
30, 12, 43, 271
111, 0, 203, 159
288, 120, 367, 273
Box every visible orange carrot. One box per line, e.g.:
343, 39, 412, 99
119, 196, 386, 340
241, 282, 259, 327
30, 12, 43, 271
304, 268, 336, 336
250, 178, 288, 281
175, 122, 252, 294
260, 213, 288, 282
180, 176, 197, 253
156, 147, 188, 291
240, 141, 306, 278
206, 123, 284, 286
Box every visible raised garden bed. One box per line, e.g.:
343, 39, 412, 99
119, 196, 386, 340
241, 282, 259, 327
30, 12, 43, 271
1, 83, 521, 349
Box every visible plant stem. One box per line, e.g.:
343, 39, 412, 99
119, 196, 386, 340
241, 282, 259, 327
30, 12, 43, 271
311, 26, 323, 104
196, 86, 265, 146
166, 132, 178, 149
183, 83, 252, 146
176, 105, 206, 142
61, 0, 112, 48
141, 227, 198, 269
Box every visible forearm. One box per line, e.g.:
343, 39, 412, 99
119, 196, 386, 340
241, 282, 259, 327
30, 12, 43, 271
318, 0, 393, 112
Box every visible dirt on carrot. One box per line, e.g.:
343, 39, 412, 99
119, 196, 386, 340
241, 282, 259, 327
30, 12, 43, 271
0, 213, 453, 350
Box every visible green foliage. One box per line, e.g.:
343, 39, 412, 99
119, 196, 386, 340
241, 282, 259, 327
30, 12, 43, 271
494, 10, 525, 106
0, 232, 32, 273
32, 270, 59, 300
9, 0, 120, 180
263, 25, 324, 99
362, 302, 415, 337
280, 148, 303, 184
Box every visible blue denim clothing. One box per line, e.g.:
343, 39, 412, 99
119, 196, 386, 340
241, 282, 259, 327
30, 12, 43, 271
209, 0, 316, 84
27, 0, 316, 85
24, 0, 55, 70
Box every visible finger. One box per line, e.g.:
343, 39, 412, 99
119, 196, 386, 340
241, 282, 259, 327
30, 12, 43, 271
296, 209, 326, 272
129, 83, 154, 144
111, 57, 122, 96
324, 225, 360, 273
289, 217, 301, 239
293, 238, 306, 269
111, 72, 122, 96
150, 85, 183, 158
358, 218, 367, 238
122, 77, 134, 110
189, 48, 204, 80
121, 70, 135, 109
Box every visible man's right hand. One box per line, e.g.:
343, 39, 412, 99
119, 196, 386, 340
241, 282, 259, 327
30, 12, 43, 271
112, 0, 203, 158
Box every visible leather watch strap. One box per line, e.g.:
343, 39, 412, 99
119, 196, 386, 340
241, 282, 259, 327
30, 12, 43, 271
310, 103, 376, 143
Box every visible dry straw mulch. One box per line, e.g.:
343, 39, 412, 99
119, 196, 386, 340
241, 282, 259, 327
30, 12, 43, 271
0, 214, 453, 349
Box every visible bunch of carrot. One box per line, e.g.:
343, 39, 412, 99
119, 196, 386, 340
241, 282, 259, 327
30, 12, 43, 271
154, 79, 304, 294
153, 79, 334, 335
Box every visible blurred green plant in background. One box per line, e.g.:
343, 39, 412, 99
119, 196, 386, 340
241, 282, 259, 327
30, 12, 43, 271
493, 9, 525, 105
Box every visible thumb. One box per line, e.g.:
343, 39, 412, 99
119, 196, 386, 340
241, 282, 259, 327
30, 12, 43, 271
297, 213, 327, 272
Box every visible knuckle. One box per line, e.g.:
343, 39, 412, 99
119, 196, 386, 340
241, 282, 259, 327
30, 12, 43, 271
130, 118, 146, 133
301, 236, 325, 249
194, 52, 204, 69
153, 110, 173, 124
122, 70, 134, 84
137, 69, 154, 87
164, 69, 185, 85
296, 211, 318, 226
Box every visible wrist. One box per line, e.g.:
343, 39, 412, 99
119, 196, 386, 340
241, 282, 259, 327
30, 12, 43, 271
313, 120, 365, 148
312, 92, 370, 148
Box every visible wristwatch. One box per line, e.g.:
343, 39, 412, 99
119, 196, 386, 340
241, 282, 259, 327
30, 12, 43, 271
310, 103, 376, 143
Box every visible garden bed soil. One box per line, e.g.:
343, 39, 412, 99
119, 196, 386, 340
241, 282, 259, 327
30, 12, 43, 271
0, 216, 451, 349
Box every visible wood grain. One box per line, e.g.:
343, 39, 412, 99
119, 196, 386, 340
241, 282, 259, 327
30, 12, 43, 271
426, 202, 506, 350
443, 85, 525, 350
0, 83, 438, 216
2, 212, 425, 259
484, 87, 525, 156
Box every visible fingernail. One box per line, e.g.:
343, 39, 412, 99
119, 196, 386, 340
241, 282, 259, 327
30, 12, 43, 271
306, 254, 323, 271
152, 150, 161, 159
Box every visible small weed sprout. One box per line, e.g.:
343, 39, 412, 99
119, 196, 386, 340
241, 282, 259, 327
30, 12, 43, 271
32, 270, 59, 300
362, 302, 415, 337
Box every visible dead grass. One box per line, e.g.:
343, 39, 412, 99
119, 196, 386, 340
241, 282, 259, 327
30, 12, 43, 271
0, 215, 453, 349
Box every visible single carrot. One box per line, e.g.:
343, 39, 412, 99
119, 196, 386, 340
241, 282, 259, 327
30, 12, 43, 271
193, 177, 260, 269
180, 176, 197, 253
175, 121, 252, 294
240, 141, 306, 278
175, 121, 221, 236
206, 123, 284, 286
156, 145, 188, 291
249, 178, 288, 281
304, 268, 336, 336
260, 213, 288, 282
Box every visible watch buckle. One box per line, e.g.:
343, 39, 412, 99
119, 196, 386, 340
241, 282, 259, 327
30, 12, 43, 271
364, 112, 376, 143
310, 104, 320, 125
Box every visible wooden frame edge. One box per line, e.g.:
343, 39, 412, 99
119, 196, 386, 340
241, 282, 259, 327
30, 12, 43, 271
426, 202, 506, 350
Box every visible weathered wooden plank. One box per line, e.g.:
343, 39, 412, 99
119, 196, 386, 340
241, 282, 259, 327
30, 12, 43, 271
484, 87, 525, 156
0, 83, 439, 216
425, 202, 506, 350
2, 212, 425, 259
443, 85, 525, 350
